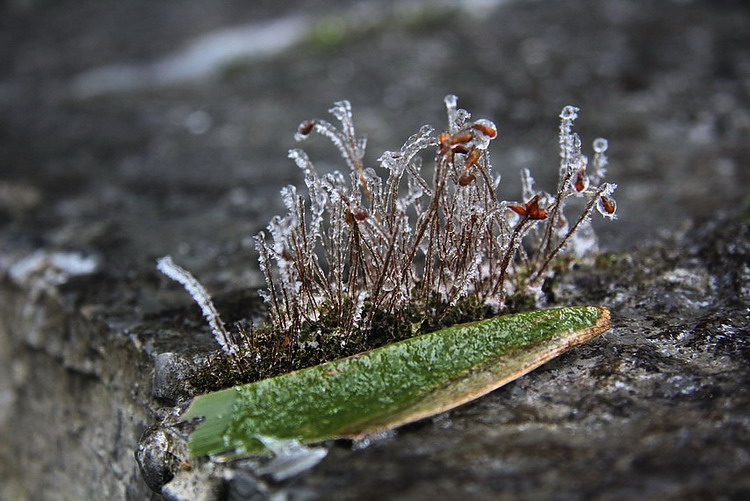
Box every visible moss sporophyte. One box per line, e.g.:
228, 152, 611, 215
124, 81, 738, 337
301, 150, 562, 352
157, 96, 617, 459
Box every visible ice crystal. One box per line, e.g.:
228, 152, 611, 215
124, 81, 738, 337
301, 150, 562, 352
156, 97, 617, 361
256, 97, 618, 345
157, 255, 237, 356
252, 437, 328, 481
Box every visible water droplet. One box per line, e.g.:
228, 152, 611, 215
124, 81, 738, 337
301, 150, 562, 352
444, 94, 458, 112
593, 138, 608, 153
596, 196, 617, 219
382, 278, 396, 292
472, 119, 498, 139
560, 105, 579, 121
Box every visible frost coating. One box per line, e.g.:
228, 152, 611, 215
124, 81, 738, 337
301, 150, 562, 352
252, 437, 328, 481
256, 97, 619, 346
157, 256, 237, 356
593, 137, 608, 153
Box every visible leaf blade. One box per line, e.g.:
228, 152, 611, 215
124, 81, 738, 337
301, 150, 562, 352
184, 306, 610, 458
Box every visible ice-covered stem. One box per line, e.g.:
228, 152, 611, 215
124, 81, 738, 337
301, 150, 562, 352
528, 182, 617, 285
256, 96, 616, 346
538, 105, 580, 260
491, 193, 549, 302
296, 101, 366, 181
157, 256, 237, 356
492, 218, 530, 302
255, 232, 284, 328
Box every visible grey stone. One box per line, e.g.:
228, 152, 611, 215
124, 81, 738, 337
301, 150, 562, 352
136, 425, 182, 493
153, 353, 197, 405
1, 0, 749, 499
225, 471, 268, 501
161, 468, 225, 501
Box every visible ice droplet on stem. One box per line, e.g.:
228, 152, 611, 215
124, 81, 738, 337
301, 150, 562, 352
560, 105, 579, 121
593, 137, 608, 153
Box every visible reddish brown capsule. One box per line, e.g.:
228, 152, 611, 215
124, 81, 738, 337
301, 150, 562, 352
472, 122, 497, 139
601, 196, 616, 214
354, 209, 369, 221
527, 204, 548, 220
450, 132, 474, 145
438, 131, 452, 152
509, 195, 548, 220
466, 148, 481, 169
458, 173, 476, 186
440, 131, 475, 155
508, 205, 527, 217
297, 120, 317, 137
574, 167, 587, 192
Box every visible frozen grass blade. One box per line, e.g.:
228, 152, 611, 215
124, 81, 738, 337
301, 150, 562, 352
184, 306, 611, 459
157, 255, 237, 356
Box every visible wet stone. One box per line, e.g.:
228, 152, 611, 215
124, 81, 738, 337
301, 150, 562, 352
153, 353, 198, 405
135, 426, 182, 493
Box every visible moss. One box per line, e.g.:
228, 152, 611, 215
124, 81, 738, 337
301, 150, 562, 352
737, 196, 750, 219
190, 293, 498, 393
189, 254, 590, 394
595, 252, 623, 270
504, 291, 538, 313
167, 96, 617, 394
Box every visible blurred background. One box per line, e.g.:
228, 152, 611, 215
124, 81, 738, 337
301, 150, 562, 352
1, 0, 748, 292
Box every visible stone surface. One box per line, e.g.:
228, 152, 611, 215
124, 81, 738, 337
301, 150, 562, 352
140, 214, 750, 501
153, 353, 199, 406
1, 0, 749, 499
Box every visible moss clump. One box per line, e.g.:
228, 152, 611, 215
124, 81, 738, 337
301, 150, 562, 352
190, 291, 538, 393
160, 97, 617, 393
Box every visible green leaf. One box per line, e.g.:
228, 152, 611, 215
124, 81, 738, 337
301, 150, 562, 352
184, 306, 611, 458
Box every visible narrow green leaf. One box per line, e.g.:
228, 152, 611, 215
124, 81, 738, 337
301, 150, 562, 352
184, 306, 611, 458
